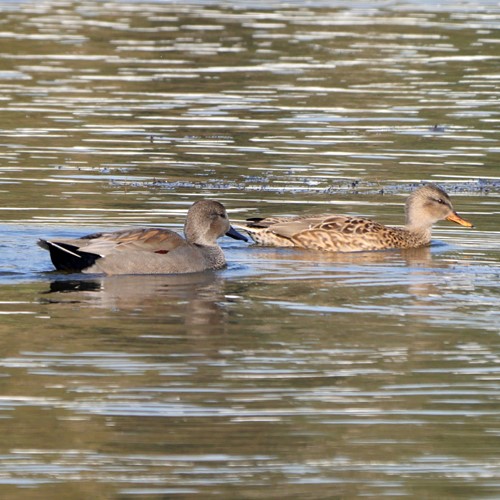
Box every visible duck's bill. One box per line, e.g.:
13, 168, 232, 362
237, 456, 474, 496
446, 212, 474, 228
226, 226, 248, 241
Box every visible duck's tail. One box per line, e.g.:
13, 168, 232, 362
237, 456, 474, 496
38, 239, 101, 272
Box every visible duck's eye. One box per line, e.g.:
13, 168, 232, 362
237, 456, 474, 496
435, 198, 445, 205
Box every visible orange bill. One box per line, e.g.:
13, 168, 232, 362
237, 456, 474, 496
446, 211, 474, 228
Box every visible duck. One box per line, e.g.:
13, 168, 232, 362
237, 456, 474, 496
237, 184, 473, 252
38, 200, 247, 275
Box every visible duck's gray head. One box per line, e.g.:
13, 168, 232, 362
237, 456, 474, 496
184, 200, 247, 245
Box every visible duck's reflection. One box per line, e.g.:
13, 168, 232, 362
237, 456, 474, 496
245, 244, 434, 266
238, 244, 445, 311
43, 272, 228, 334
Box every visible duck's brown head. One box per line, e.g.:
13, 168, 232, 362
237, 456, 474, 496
405, 184, 473, 230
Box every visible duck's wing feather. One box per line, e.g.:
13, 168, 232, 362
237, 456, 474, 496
292, 218, 421, 252
245, 215, 325, 229
268, 216, 412, 252
52, 228, 186, 256
315, 216, 387, 234
238, 216, 324, 246
265, 215, 385, 238
290, 228, 390, 252
242, 215, 328, 240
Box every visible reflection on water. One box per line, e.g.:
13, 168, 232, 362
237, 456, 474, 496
44, 273, 228, 334
0, 0, 499, 498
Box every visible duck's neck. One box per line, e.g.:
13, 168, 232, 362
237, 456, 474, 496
403, 222, 432, 245
195, 243, 226, 269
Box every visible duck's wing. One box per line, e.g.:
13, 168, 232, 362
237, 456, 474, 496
315, 216, 387, 235
291, 217, 415, 252
238, 215, 327, 246
38, 228, 186, 272
258, 215, 403, 252
256, 215, 384, 238
81, 228, 186, 255
48, 228, 185, 256
244, 215, 326, 229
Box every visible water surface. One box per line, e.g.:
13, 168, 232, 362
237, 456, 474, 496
0, 0, 499, 498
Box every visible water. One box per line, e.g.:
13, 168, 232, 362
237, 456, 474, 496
0, 0, 499, 498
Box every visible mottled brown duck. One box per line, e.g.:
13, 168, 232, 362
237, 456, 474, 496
39, 200, 247, 274
237, 184, 473, 252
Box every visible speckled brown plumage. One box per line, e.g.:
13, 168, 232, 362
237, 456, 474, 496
238, 184, 473, 252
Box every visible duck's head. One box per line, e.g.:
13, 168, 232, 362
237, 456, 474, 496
405, 184, 473, 230
184, 200, 247, 245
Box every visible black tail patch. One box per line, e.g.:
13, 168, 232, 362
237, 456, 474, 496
41, 240, 101, 272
